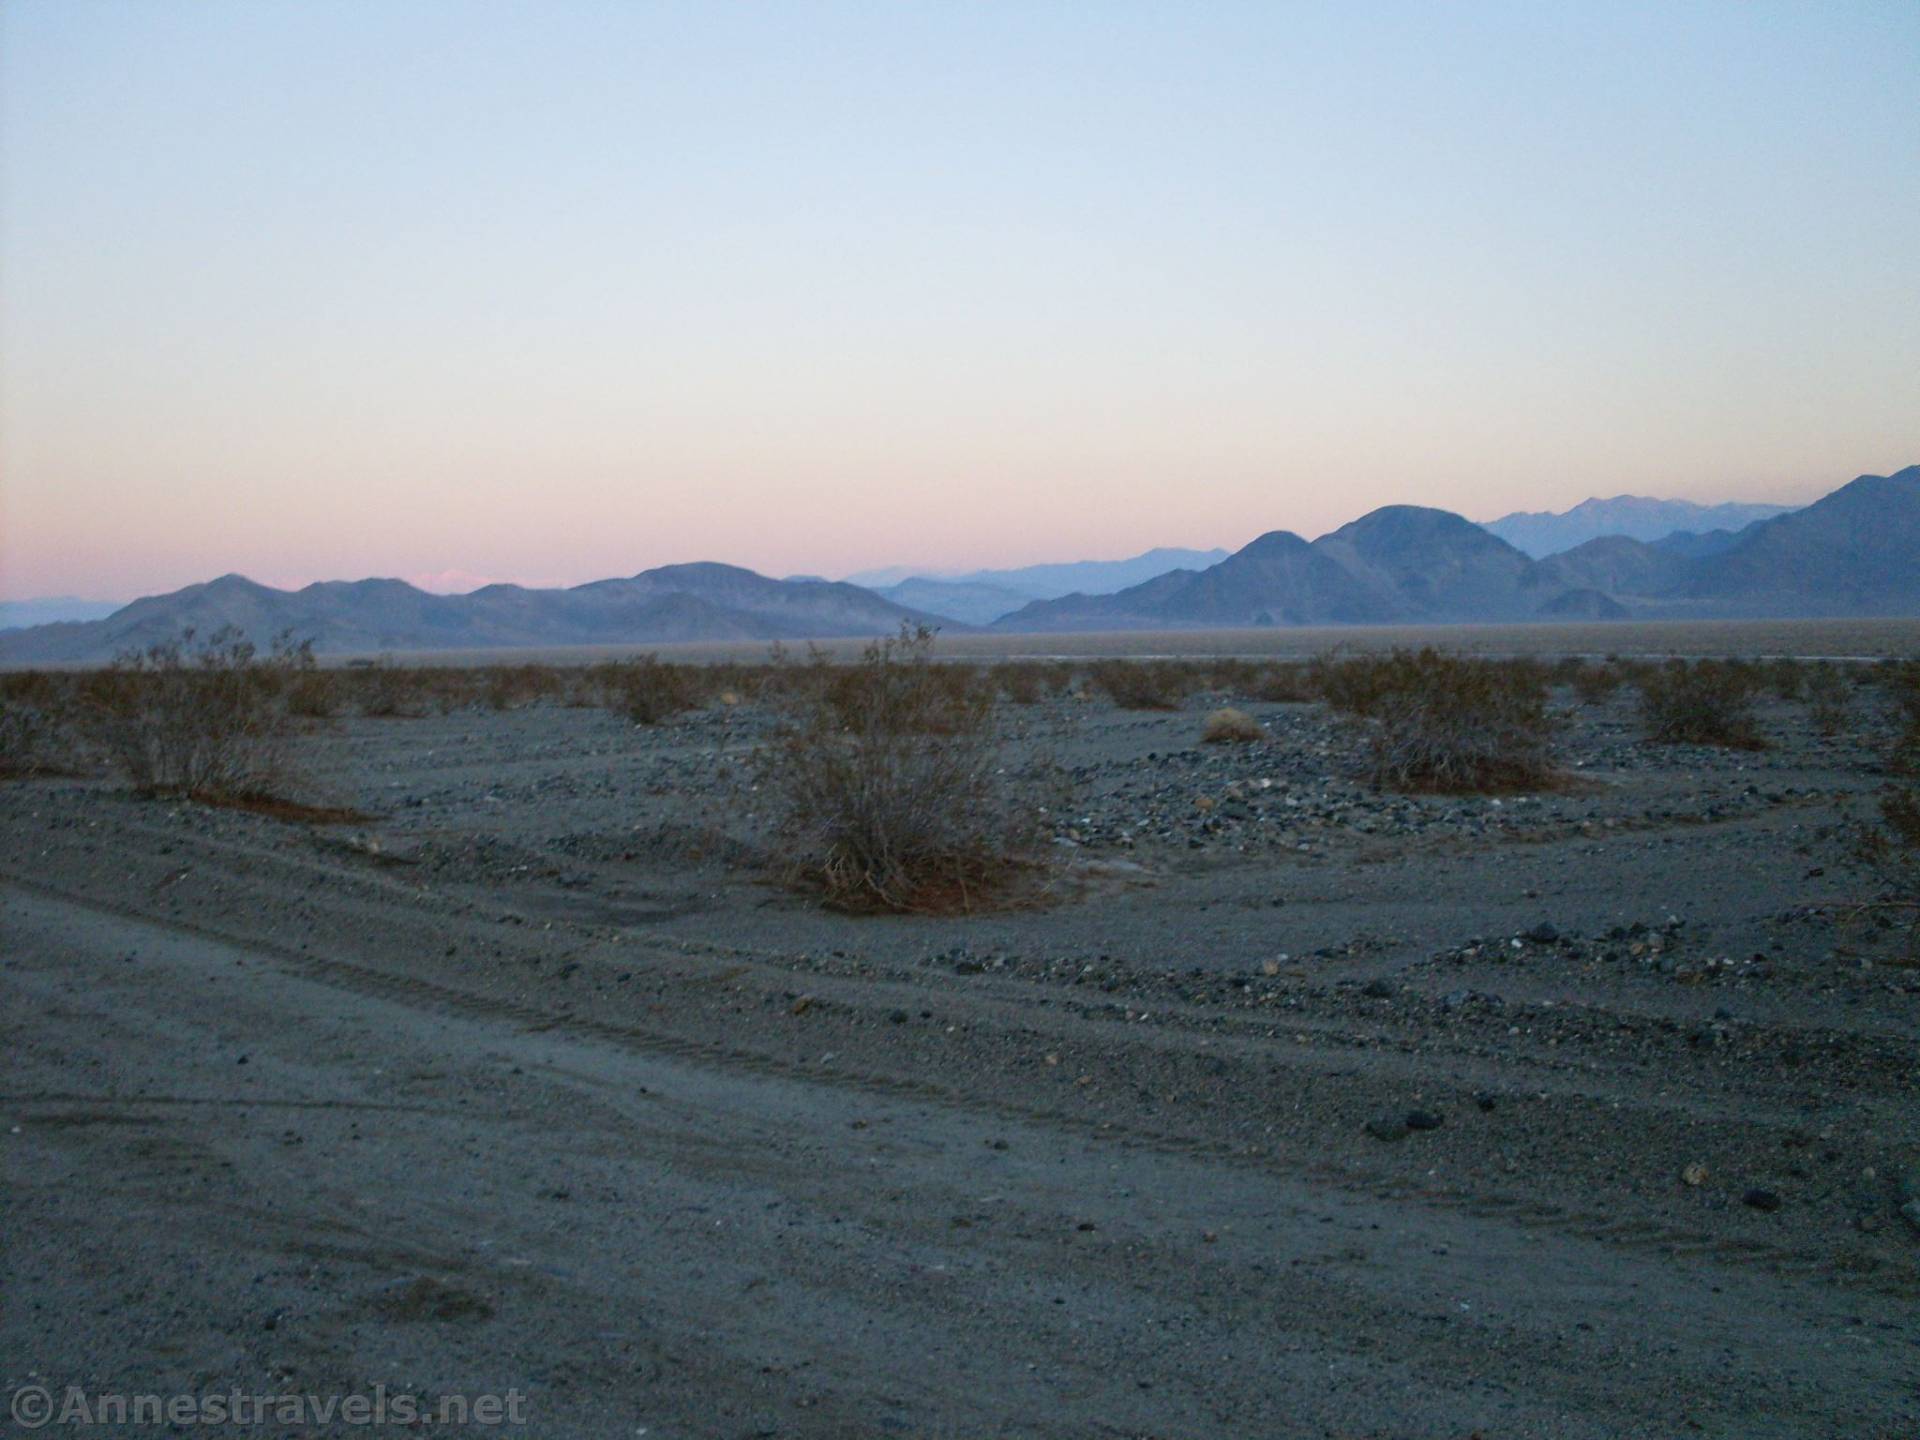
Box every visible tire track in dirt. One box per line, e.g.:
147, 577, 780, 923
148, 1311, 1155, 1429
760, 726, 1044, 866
7, 868, 1914, 1302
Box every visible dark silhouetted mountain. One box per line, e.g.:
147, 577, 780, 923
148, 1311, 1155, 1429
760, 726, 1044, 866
1314, 506, 1543, 621
996, 466, 1917, 631
1484, 495, 1796, 558
0, 564, 944, 664
1158, 531, 1396, 625
1650, 528, 1748, 559
1001, 507, 1549, 630
1672, 466, 1920, 614
1536, 536, 1692, 598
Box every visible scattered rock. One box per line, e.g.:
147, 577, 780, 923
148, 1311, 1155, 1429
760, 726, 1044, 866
1742, 1188, 1782, 1213
1361, 978, 1395, 999
1525, 923, 1560, 944
1681, 1162, 1709, 1187
1405, 1109, 1444, 1131
1365, 1116, 1410, 1143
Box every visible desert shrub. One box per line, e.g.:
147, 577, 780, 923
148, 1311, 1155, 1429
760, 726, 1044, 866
761, 625, 1037, 912
84, 627, 312, 800
0, 697, 64, 778
482, 664, 563, 712
1805, 663, 1852, 736
707, 661, 774, 705
595, 655, 704, 725
1766, 658, 1806, 702
1337, 649, 1556, 792
1310, 650, 1392, 715
1206, 659, 1261, 694
285, 667, 344, 718
1852, 692, 1920, 960
353, 660, 423, 717
990, 662, 1046, 706
1088, 660, 1191, 711
1250, 663, 1315, 703
1314, 650, 1546, 722
1201, 707, 1264, 744
1569, 661, 1623, 706
1882, 661, 1920, 775
819, 646, 987, 734
1041, 662, 1078, 696
1638, 660, 1764, 749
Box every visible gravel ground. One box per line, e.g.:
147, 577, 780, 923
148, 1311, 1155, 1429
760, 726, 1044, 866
3, 669, 1916, 1438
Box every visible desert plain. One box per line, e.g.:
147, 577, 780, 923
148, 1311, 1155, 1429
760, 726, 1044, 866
3, 620, 1918, 1439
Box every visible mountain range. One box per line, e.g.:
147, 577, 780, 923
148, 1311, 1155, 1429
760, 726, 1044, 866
846, 548, 1231, 625
0, 597, 127, 631
0, 564, 938, 665
2, 466, 1911, 664
1482, 496, 1797, 558
995, 466, 1918, 631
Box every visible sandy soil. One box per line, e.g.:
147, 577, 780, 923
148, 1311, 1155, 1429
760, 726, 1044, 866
3, 669, 1917, 1437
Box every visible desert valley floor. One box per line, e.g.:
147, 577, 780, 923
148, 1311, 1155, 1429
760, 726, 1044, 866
4, 629, 1918, 1438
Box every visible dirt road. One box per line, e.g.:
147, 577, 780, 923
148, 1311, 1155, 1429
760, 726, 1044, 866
1, 885, 1910, 1439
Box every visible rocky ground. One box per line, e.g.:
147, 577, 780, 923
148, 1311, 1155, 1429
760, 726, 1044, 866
3, 668, 1917, 1438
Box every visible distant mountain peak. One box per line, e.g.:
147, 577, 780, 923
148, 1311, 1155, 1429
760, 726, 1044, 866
1483, 495, 1798, 558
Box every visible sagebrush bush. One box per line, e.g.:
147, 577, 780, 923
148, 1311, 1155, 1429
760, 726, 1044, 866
285, 668, 344, 718
1885, 661, 1920, 775
1326, 649, 1556, 792
1201, 707, 1264, 744
819, 645, 988, 734
1089, 660, 1191, 711
761, 626, 1038, 912
990, 662, 1045, 706
346, 660, 418, 717
1638, 660, 1764, 749
1766, 658, 1806, 702
1206, 659, 1261, 694
1805, 662, 1851, 736
484, 663, 564, 712
0, 697, 62, 778
593, 656, 704, 725
1250, 663, 1315, 703
85, 627, 312, 800
1569, 662, 1623, 706
1853, 679, 1920, 959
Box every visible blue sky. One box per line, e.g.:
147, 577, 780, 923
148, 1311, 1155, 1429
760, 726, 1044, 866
3, 1, 1916, 598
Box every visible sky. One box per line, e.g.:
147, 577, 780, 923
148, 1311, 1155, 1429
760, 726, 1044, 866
2, 1, 1916, 602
